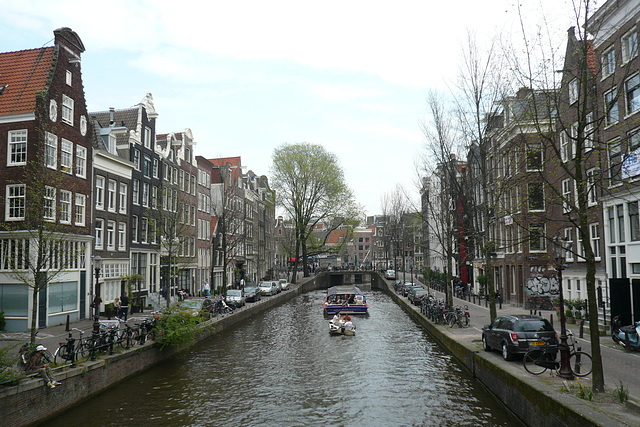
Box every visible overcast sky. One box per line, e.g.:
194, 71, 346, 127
1, 0, 578, 216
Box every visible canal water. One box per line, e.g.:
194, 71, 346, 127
46, 289, 522, 426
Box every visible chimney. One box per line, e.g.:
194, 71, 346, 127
109, 107, 115, 127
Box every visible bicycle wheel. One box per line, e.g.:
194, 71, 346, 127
75, 341, 89, 363
570, 351, 593, 377
523, 350, 548, 375
54, 345, 69, 365
461, 315, 470, 328
448, 314, 457, 328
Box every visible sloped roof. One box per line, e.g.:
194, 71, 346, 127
90, 108, 139, 146
0, 47, 55, 116
327, 228, 349, 244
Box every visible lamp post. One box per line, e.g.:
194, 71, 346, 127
92, 256, 103, 335
552, 235, 574, 380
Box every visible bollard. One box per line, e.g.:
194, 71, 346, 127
550, 313, 554, 328
579, 319, 585, 338
65, 314, 70, 332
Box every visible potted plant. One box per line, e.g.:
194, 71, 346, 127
565, 300, 575, 324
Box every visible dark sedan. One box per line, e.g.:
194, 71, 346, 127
244, 286, 261, 302
482, 314, 557, 361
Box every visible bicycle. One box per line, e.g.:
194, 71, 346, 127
522, 332, 592, 377
53, 328, 88, 366
448, 305, 470, 328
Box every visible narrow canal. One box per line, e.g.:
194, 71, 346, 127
46, 288, 522, 426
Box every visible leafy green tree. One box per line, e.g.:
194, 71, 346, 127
271, 143, 360, 280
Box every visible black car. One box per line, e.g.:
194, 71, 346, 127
244, 286, 261, 302
481, 314, 557, 361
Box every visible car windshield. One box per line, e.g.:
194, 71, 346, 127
260, 283, 271, 288
181, 300, 202, 309
227, 290, 241, 296
515, 320, 553, 332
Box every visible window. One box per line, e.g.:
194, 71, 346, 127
95, 175, 105, 210
529, 223, 546, 252
74, 193, 85, 226
528, 182, 544, 211
569, 79, 579, 104
609, 207, 616, 244
609, 139, 622, 185
118, 222, 126, 251
590, 223, 601, 259
617, 204, 625, 243
144, 126, 152, 149
560, 131, 570, 162
191, 176, 196, 195
8, 130, 27, 165
630, 202, 640, 241
622, 30, 638, 63
62, 95, 74, 125
625, 74, 640, 115
143, 155, 151, 177
45, 132, 58, 169
142, 182, 149, 207
585, 168, 597, 206
60, 138, 73, 172
141, 217, 148, 243
150, 219, 156, 244
153, 159, 159, 178
602, 47, 616, 78
564, 228, 574, 262
75, 146, 86, 177
118, 183, 127, 214
44, 186, 56, 221
132, 215, 138, 243
152, 186, 158, 209
95, 219, 104, 249
526, 142, 543, 171
65, 70, 72, 86
107, 221, 115, 250
605, 87, 619, 125
6, 184, 25, 220
133, 149, 141, 171
59, 190, 71, 224
108, 180, 116, 211
585, 112, 594, 151
180, 170, 185, 191
562, 179, 572, 213
132, 179, 140, 205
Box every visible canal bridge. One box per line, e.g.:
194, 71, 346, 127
307, 270, 382, 287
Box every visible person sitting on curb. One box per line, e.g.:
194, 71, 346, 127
25, 345, 61, 389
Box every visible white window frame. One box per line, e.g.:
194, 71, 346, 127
45, 132, 58, 169
59, 190, 72, 224
74, 193, 85, 226
44, 186, 56, 221
622, 29, 638, 64
562, 179, 572, 213
564, 228, 574, 262
560, 131, 570, 163
118, 183, 127, 214
133, 149, 141, 171
141, 217, 148, 244
602, 46, 616, 79
8, 129, 27, 166
585, 112, 594, 151
95, 175, 105, 210
625, 73, 640, 116
107, 179, 116, 212
6, 184, 25, 221
590, 223, 601, 260
95, 219, 104, 249
75, 145, 86, 178
142, 182, 149, 207
605, 87, 619, 126
60, 138, 73, 173
107, 220, 116, 250
118, 222, 126, 251
62, 95, 74, 126
144, 126, 152, 149
132, 215, 139, 243
132, 179, 140, 206
569, 79, 579, 105
65, 70, 72, 86
587, 168, 598, 206
153, 158, 159, 178
529, 223, 546, 252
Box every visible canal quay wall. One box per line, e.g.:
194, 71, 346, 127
375, 276, 634, 427
0, 277, 327, 427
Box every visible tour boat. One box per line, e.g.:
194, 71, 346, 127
323, 285, 369, 315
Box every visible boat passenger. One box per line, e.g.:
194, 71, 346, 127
332, 312, 342, 324
342, 314, 352, 323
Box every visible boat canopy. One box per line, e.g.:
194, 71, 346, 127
326, 285, 364, 296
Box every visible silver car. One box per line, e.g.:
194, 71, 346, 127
259, 281, 278, 296
278, 278, 289, 291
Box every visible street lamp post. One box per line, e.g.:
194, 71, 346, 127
92, 256, 103, 335
552, 235, 574, 380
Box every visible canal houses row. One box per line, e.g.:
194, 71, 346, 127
0, 28, 277, 331
422, 0, 640, 325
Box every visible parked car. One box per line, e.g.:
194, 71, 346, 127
225, 289, 246, 308
482, 314, 558, 361
259, 281, 278, 296
410, 289, 430, 305
278, 278, 290, 291
244, 286, 261, 302
385, 269, 396, 279
178, 297, 213, 318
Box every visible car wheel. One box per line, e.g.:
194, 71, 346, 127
482, 335, 491, 352
501, 342, 513, 361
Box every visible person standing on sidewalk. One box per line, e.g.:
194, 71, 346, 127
120, 293, 129, 321
203, 281, 211, 298
26, 345, 60, 389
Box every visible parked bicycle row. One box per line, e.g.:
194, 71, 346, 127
393, 280, 471, 328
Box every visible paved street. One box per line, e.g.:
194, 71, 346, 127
399, 273, 640, 401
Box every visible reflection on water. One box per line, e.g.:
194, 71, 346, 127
46, 289, 522, 427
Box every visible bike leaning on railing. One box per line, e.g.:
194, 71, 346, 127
522, 331, 592, 376
53, 328, 88, 366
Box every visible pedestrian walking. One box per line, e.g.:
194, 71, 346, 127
120, 293, 129, 321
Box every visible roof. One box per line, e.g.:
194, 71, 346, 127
327, 228, 349, 244
0, 47, 55, 116
90, 108, 138, 147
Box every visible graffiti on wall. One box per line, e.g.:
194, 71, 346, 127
525, 275, 559, 297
